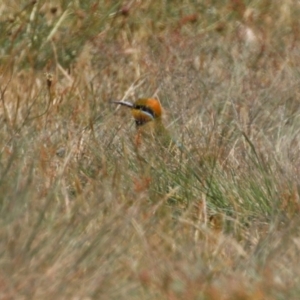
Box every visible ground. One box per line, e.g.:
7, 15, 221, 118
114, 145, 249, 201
1, 1, 300, 299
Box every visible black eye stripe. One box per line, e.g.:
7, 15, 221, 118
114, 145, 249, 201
134, 105, 155, 118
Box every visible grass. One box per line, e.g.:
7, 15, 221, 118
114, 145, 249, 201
1, 0, 300, 299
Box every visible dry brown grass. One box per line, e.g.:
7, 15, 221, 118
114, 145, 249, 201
1, 0, 300, 299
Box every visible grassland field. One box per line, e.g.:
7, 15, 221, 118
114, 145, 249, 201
1, 1, 300, 299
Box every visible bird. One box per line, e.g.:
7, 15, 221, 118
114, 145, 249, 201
112, 98, 174, 150
112, 98, 188, 214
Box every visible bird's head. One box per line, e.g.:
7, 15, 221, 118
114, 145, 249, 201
112, 98, 163, 127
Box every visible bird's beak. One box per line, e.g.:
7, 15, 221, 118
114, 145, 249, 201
111, 101, 134, 108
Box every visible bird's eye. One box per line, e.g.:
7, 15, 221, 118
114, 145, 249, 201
134, 105, 155, 118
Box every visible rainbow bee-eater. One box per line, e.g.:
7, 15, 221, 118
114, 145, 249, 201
112, 98, 188, 208
112, 98, 175, 151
